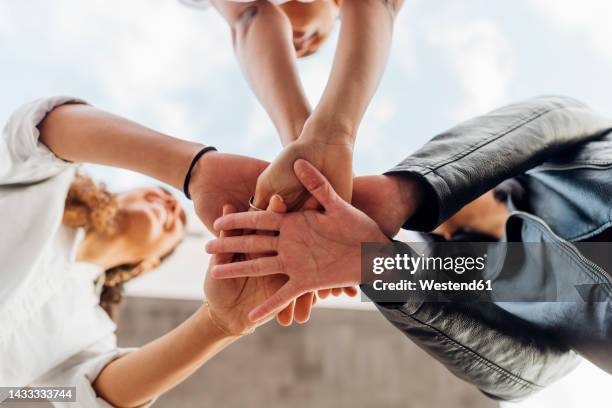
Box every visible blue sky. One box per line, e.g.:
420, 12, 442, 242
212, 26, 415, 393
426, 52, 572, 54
1, 0, 612, 193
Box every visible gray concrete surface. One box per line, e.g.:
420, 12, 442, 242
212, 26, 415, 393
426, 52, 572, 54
115, 296, 498, 408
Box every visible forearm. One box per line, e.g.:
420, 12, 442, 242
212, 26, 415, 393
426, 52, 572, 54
387, 96, 612, 231
38, 103, 203, 190
93, 306, 239, 408
369, 301, 577, 401
306, 0, 402, 143
213, 0, 311, 145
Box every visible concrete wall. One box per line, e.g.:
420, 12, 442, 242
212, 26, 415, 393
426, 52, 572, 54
116, 296, 498, 408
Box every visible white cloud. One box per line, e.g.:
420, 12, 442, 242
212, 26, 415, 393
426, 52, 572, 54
4, 0, 234, 137
371, 97, 397, 123
424, 13, 515, 121
244, 102, 277, 150
530, 0, 612, 61
0, 6, 12, 37
391, 0, 418, 71
299, 58, 332, 106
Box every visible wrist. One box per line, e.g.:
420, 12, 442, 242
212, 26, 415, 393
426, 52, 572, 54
196, 303, 250, 341
186, 149, 219, 199
300, 115, 356, 146
386, 173, 423, 229
163, 140, 205, 191
278, 108, 311, 146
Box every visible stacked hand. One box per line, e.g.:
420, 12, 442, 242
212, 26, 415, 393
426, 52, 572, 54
190, 146, 421, 325
189, 152, 268, 234
204, 199, 304, 335
189, 151, 358, 325
253, 127, 354, 211
206, 159, 390, 322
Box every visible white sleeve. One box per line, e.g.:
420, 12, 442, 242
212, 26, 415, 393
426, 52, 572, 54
0, 96, 87, 186
34, 334, 155, 408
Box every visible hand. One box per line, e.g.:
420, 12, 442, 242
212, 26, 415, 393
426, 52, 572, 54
206, 159, 390, 322
189, 152, 269, 234
204, 200, 295, 335
253, 137, 353, 210
250, 196, 319, 327
352, 174, 423, 237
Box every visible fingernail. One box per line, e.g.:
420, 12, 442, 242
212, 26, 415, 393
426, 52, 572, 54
248, 310, 260, 322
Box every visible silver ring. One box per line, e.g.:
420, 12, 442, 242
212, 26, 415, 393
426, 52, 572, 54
248, 196, 265, 211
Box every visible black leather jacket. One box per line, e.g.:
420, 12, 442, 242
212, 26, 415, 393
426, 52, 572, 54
369, 96, 612, 400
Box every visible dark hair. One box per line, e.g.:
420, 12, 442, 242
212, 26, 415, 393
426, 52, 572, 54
493, 178, 526, 209
99, 247, 179, 322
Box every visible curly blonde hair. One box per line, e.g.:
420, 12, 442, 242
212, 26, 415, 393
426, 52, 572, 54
63, 172, 119, 235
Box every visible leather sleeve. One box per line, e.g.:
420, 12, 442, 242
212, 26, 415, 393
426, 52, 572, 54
386, 95, 612, 231
370, 300, 581, 401
361, 241, 582, 401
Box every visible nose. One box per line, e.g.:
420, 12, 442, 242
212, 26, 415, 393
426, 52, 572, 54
164, 195, 179, 217
157, 191, 180, 229
164, 193, 177, 209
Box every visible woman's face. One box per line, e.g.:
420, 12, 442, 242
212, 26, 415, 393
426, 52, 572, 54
113, 187, 187, 265
280, 0, 340, 57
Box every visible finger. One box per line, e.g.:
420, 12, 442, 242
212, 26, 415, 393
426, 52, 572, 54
251, 195, 286, 253
214, 211, 282, 233
293, 159, 341, 211
222, 204, 235, 217
294, 292, 315, 324
211, 253, 233, 267
343, 286, 359, 297
210, 256, 282, 279
205, 235, 278, 254
244, 195, 286, 246
213, 205, 242, 264
253, 174, 273, 210
317, 289, 331, 299
220, 205, 241, 238
276, 301, 295, 326
331, 287, 343, 297
248, 284, 301, 322
267, 194, 288, 214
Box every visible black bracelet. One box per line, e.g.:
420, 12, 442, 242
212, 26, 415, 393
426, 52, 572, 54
183, 146, 218, 200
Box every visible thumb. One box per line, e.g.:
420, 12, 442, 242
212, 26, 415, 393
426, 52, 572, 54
266, 194, 287, 214
293, 159, 340, 211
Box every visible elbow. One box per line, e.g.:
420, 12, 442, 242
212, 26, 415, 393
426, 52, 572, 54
344, 0, 403, 24
379, 0, 404, 20
228, 1, 265, 47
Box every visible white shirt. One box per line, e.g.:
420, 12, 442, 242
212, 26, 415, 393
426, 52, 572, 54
180, 0, 317, 10
0, 97, 149, 407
